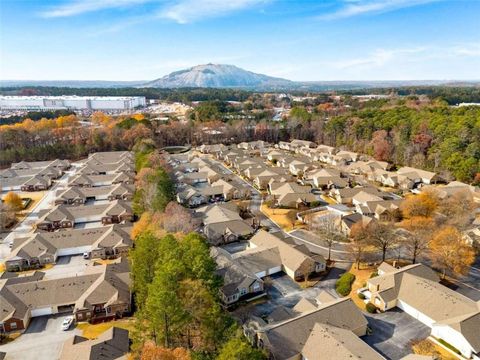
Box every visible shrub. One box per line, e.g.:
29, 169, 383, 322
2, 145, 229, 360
366, 303, 378, 313
358, 292, 366, 300
369, 271, 379, 278
335, 272, 356, 296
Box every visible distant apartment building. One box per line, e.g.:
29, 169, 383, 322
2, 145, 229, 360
0, 96, 146, 111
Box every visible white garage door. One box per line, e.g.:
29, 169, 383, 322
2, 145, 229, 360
57, 245, 91, 257
397, 300, 434, 327
31, 307, 53, 317
268, 266, 282, 275
255, 271, 266, 278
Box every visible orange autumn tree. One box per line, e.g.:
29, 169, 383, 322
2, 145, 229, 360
400, 191, 439, 219
3, 191, 23, 211
429, 226, 475, 279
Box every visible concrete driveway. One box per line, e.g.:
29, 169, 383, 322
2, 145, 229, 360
363, 308, 431, 360
43, 255, 90, 280
0, 315, 80, 360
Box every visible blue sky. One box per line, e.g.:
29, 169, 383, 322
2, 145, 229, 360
1, 0, 479, 81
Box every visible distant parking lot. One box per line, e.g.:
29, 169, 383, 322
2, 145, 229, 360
363, 308, 431, 360
0, 315, 80, 360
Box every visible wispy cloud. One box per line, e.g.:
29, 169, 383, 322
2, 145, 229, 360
319, 0, 442, 20
159, 0, 269, 24
39, 0, 269, 24
324, 43, 480, 72
333, 47, 426, 69
40, 0, 152, 18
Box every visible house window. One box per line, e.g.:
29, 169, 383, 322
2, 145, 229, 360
106, 306, 111, 313
10, 322, 17, 330
86, 312, 91, 317
77, 313, 83, 320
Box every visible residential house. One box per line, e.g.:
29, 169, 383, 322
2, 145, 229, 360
366, 263, 480, 359
330, 186, 391, 205
306, 168, 348, 189
0, 166, 62, 180
244, 296, 374, 360
198, 144, 228, 154
36, 200, 134, 231
84, 151, 133, 165
288, 159, 315, 177
397, 167, 445, 185
0, 258, 131, 334
245, 230, 326, 281
211, 247, 265, 306
269, 182, 317, 208
254, 168, 292, 190
55, 183, 134, 205
11, 159, 70, 171
335, 150, 360, 163
6, 224, 132, 271
176, 185, 208, 207
1, 175, 52, 192
355, 199, 402, 221
69, 173, 134, 187
266, 149, 285, 162
340, 213, 374, 236
196, 203, 255, 245
290, 139, 316, 149
77, 162, 135, 177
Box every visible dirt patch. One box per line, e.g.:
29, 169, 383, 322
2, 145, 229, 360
411, 338, 458, 360
15, 191, 47, 222
76, 318, 135, 339
348, 263, 377, 311
260, 204, 299, 231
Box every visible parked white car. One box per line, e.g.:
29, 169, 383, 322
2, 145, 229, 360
61, 316, 74, 331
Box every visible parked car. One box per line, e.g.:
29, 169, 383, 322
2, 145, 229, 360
61, 316, 74, 331
83, 251, 90, 259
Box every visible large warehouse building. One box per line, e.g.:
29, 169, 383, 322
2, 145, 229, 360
0, 96, 146, 111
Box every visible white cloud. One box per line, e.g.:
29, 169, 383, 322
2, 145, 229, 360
40, 0, 269, 26
319, 0, 442, 20
333, 47, 426, 69
40, 0, 152, 18
159, 0, 269, 24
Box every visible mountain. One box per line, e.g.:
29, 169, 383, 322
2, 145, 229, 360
143, 64, 293, 89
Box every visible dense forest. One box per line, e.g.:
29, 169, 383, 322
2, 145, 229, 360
340, 86, 480, 105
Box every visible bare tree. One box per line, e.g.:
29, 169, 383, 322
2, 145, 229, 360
349, 223, 369, 269
162, 202, 200, 233
352, 221, 397, 262
399, 217, 435, 264
310, 214, 342, 262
